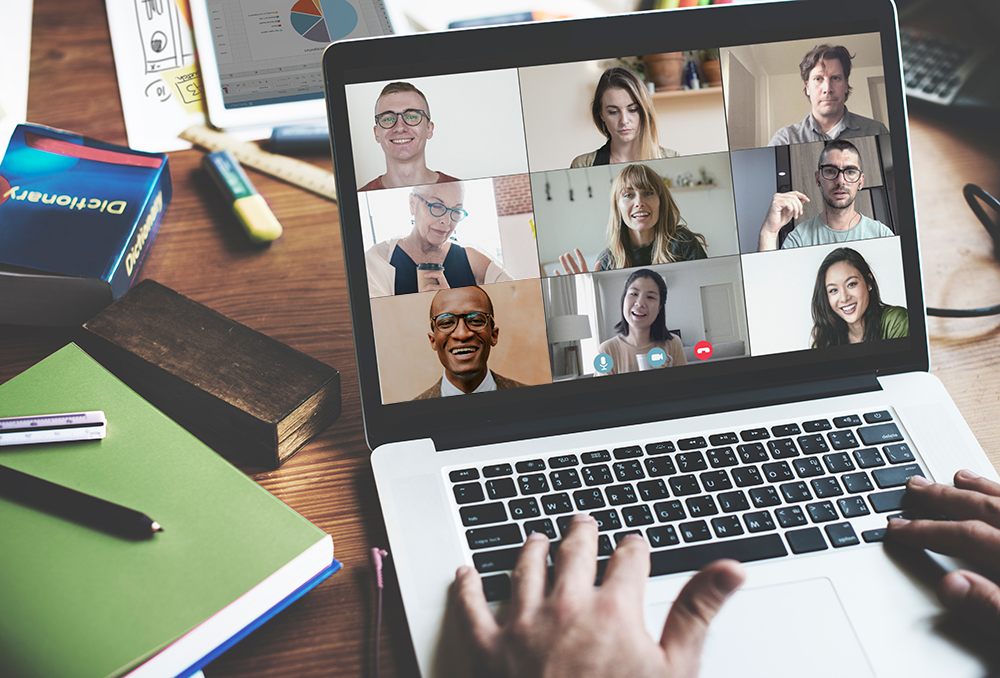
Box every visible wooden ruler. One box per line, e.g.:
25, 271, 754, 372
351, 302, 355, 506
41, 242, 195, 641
179, 125, 337, 202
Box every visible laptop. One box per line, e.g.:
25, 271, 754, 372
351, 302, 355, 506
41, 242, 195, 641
322, 1, 999, 675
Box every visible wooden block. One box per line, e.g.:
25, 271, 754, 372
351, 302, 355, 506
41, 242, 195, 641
80, 280, 340, 469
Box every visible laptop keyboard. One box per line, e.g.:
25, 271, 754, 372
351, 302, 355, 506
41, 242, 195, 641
446, 408, 923, 602
900, 27, 990, 105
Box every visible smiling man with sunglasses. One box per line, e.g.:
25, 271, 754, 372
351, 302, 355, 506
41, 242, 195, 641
757, 139, 894, 251
360, 82, 460, 191
414, 286, 526, 399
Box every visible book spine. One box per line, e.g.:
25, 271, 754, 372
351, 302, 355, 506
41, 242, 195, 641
109, 158, 171, 299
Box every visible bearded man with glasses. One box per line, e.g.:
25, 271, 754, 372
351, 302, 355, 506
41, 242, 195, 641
413, 286, 526, 399
360, 81, 460, 191
757, 139, 894, 251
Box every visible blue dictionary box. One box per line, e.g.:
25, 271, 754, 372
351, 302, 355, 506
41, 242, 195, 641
0, 124, 171, 326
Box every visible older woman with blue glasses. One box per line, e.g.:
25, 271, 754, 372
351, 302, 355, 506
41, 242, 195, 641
364, 180, 513, 297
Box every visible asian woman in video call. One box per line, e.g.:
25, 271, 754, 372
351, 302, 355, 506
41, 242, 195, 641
558, 163, 707, 274
570, 66, 678, 168
597, 268, 687, 375
811, 246, 909, 347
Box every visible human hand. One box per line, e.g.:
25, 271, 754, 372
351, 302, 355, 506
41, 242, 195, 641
452, 514, 745, 678
757, 191, 810, 251
887, 469, 1000, 630
418, 270, 451, 292
556, 249, 591, 276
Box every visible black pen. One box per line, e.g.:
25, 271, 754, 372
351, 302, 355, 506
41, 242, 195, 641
0, 463, 163, 539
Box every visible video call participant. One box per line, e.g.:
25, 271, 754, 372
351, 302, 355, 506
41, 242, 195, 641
365, 181, 513, 297
811, 246, 908, 347
558, 163, 707, 274
597, 269, 687, 375
413, 286, 526, 399
570, 67, 679, 169
769, 44, 889, 146
757, 139, 893, 251
360, 82, 459, 191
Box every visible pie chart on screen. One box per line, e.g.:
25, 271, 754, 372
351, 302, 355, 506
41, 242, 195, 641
290, 0, 358, 43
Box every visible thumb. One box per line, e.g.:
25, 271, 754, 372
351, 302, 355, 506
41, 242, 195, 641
939, 569, 1000, 630
660, 560, 745, 676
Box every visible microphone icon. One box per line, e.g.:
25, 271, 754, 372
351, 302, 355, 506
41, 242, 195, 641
594, 353, 613, 373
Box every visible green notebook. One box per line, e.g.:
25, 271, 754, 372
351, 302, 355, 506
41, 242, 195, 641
0, 344, 334, 678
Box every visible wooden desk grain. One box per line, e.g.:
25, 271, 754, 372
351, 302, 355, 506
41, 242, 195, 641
3, 2, 1000, 677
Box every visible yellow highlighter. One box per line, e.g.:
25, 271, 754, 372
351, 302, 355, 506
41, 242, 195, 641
203, 149, 283, 243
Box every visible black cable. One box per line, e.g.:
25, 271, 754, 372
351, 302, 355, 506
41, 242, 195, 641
926, 184, 1000, 318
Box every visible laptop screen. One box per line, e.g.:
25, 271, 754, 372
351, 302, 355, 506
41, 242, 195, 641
324, 0, 925, 450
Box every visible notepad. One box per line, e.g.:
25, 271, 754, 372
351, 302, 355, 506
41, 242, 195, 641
0, 344, 338, 678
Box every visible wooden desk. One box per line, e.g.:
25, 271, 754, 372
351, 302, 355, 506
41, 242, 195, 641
4, 2, 1000, 676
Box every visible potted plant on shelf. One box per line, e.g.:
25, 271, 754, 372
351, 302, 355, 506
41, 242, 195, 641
642, 52, 685, 91
699, 48, 721, 88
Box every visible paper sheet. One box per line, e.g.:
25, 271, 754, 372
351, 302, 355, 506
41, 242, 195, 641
105, 0, 208, 152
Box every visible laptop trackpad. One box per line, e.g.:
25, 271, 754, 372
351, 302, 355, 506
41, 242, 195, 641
648, 577, 874, 677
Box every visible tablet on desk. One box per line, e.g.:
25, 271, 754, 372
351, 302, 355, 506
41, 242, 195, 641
189, 0, 393, 138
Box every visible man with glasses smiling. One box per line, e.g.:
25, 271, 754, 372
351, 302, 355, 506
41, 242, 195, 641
414, 286, 526, 399
360, 82, 460, 191
757, 139, 893, 251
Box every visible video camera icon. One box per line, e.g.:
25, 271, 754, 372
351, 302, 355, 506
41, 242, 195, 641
647, 347, 667, 368
594, 353, 614, 373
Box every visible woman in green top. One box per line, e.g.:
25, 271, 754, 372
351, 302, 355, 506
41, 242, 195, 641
811, 246, 909, 347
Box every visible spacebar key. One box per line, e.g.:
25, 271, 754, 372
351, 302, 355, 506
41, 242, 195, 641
650, 534, 788, 576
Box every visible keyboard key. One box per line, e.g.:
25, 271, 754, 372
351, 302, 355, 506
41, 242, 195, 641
854, 448, 886, 468
614, 530, 642, 544
637, 479, 669, 501
649, 534, 788, 575
550, 469, 582, 490
483, 463, 513, 478
833, 415, 862, 428
863, 410, 892, 424
712, 515, 744, 538
524, 519, 557, 539
573, 489, 606, 510
486, 478, 517, 499
481, 573, 511, 601
686, 495, 718, 517
858, 423, 903, 445
797, 435, 829, 455
518, 474, 549, 495
872, 464, 924, 489
869, 489, 906, 513
803, 419, 832, 432
467, 524, 522, 550
762, 461, 794, 482
676, 452, 708, 472
645, 441, 675, 455
614, 460, 645, 481
581, 451, 611, 464
737, 443, 768, 463
653, 500, 686, 522
785, 527, 828, 554
548, 454, 578, 468
750, 486, 781, 508
775, 506, 807, 527
862, 528, 886, 543
806, 501, 838, 523
732, 465, 764, 487
718, 490, 750, 513
884, 443, 915, 464
454, 482, 485, 505
509, 498, 540, 519
770, 424, 800, 437
647, 525, 680, 548
583, 464, 614, 486
516, 459, 546, 473
740, 428, 770, 441
598, 534, 614, 556
473, 547, 520, 573
768, 439, 799, 459
540, 493, 574, 514
669, 474, 701, 496
780, 482, 812, 503
700, 470, 733, 492
461, 502, 508, 526
680, 520, 712, 542
743, 510, 776, 533
827, 430, 859, 450
644, 456, 676, 477
825, 522, 860, 547
450, 468, 480, 482
837, 496, 870, 518
810, 477, 844, 498
793, 458, 824, 478
823, 453, 855, 474
678, 436, 708, 450
556, 516, 575, 537
709, 432, 740, 446
605, 483, 638, 505
591, 509, 621, 532
622, 504, 654, 527
708, 447, 739, 468
613, 445, 644, 459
